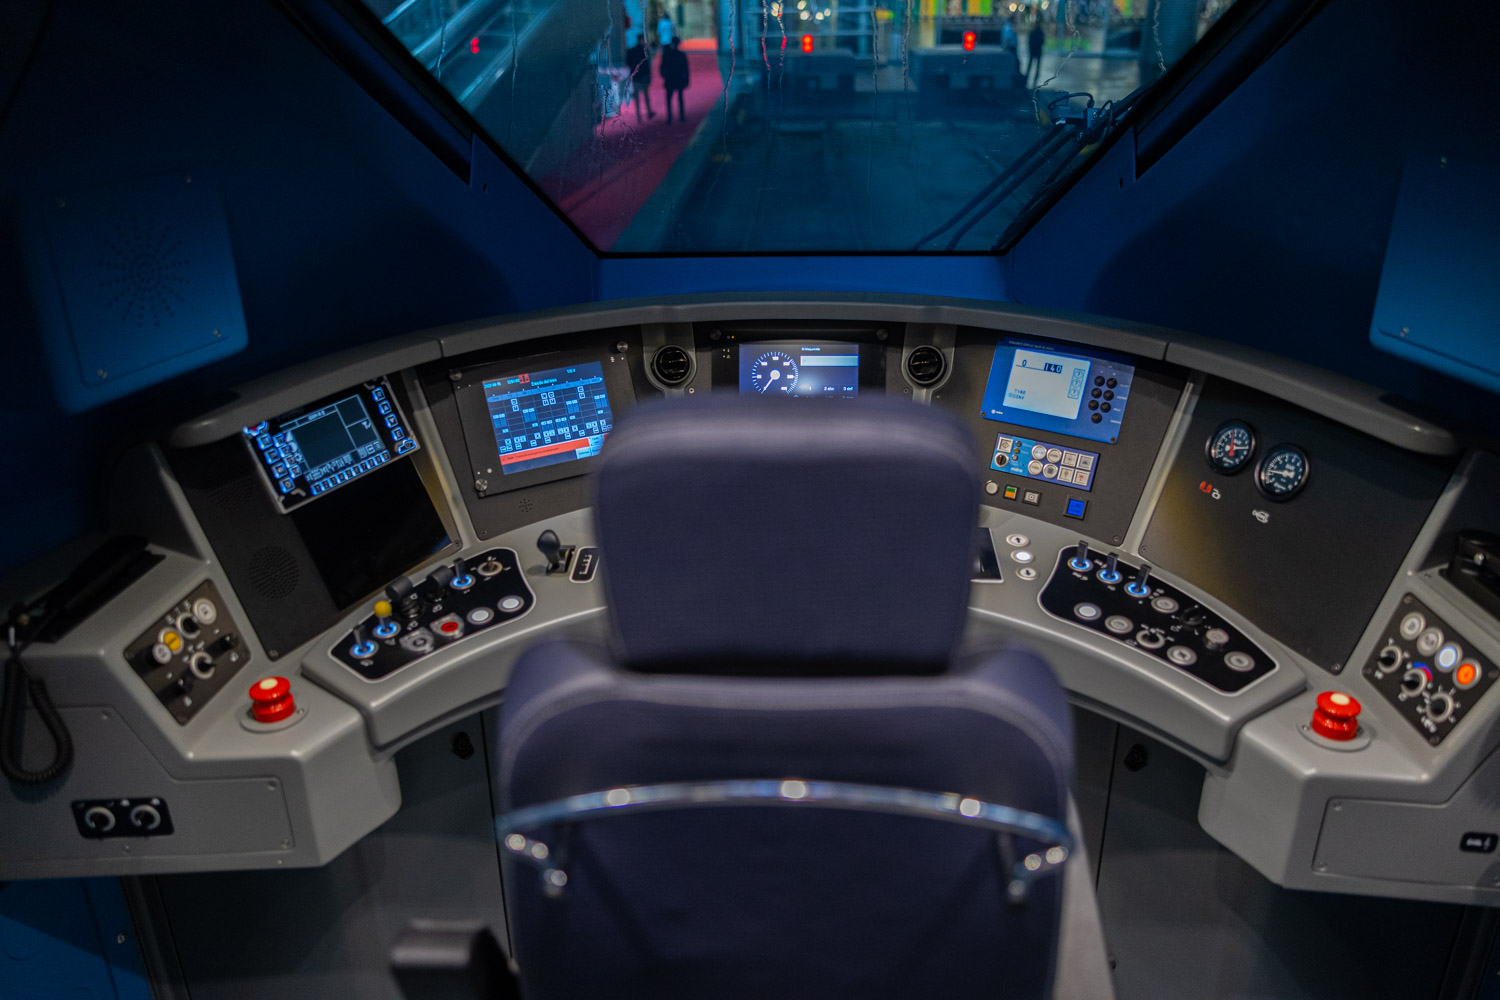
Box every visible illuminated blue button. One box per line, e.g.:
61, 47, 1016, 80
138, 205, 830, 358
278, 478, 294, 493
1065, 498, 1088, 519
257, 434, 272, 449
1437, 643, 1462, 671
397, 440, 416, 454
311, 483, 322, 494
378, 401, 392, 415
391, 427, 405, 440
384, 414, 398, 427
262, 450, 278, 464
274, 432, 286, 443
372, 387, 385, 401
373, 620, 400, 639
349, 640, 377, 659
272, 463, 287, 478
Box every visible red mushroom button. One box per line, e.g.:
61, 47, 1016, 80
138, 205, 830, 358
1311, 690, 1361, 741
249, 676, 295, 723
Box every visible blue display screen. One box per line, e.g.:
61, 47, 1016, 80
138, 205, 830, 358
738, 342, 859, 398
483, 361, 615, 475
980, 338, 1136, 445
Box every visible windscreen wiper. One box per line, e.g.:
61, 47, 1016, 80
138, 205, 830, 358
988, 89, 1145, 252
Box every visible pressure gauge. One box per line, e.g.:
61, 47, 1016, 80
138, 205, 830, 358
1255, 444, 1310, 501
1205, 420, 1256, 474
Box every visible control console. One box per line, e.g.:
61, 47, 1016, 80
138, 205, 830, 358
124, 581, 249, 725
1362, 594, 1494, 745
1041, 544, 1276, 693
333, 548, 535, 680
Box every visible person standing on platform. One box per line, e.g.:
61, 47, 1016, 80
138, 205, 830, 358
660, 38, 690, 123
1001, 18, 1017, 52
627, 36, 655, 120
1026, 20, 1046, 86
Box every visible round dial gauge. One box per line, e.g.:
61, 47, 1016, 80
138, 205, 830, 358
750, 351, 799, 394
1255, 444, 1310, 501
1205, 420, 1256, 474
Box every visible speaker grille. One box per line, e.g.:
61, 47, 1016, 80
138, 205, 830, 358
906, 346, 946, 386
247, 546, 300, 600
98, 216, 190, 328
206, 477, 256, 512
651, 345, 692, 386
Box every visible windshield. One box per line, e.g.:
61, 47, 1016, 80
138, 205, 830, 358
361, 0, 1239, 252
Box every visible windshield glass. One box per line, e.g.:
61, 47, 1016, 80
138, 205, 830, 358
361, 0, 1239, 252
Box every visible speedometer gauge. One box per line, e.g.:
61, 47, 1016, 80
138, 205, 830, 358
1255, 444, 1310, 501
1205, 420, 1256, 474
750, 351, 799, 394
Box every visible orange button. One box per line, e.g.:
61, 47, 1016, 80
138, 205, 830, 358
1456, 661, 1480, 689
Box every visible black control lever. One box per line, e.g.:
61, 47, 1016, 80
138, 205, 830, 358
1069, 540, 1093, 572
537, 530, 565, 574
1126, 562, 1152, 598
386, 576, 420, 617
429, 564, 455, 589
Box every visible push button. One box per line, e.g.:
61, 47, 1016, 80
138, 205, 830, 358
249, 676, 296, 723
1310, 691, 1361, 740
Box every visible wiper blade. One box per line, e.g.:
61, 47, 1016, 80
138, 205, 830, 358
990, 90, 1146, 252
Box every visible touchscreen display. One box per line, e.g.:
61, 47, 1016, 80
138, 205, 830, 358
483, 361, 615, 475
244, 378, 417, 513
738, 342, 860, 399
980, 338, 1136, 445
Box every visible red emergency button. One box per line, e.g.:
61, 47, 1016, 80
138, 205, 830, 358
438, 620, 461, 635
1311, 690, 1361, 740
249, 676, 295, 723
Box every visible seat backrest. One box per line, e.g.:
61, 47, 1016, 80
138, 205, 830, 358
495, 397, 1076, 999
594, 396, 981, 672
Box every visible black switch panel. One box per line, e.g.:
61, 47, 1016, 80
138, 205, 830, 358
124, 580, 250, 725
1361, 594, 1494, 746
333, 548, 535, 681
1040, 546, 1277, 693
73, 797, 174, 839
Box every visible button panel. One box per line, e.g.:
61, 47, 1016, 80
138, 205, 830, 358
991, 434, 1099, 492
1040, 546, 1276, 693
333, 548, 534, 680
124, 581, 249, 725
1361, 594, 1495, 746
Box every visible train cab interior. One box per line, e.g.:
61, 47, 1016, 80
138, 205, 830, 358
3, 0, 1500, 997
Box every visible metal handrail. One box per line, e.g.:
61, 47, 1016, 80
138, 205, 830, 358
499, 778, 1072, 903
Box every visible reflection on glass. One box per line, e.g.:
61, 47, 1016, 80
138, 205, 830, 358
360, 0, 1240, 251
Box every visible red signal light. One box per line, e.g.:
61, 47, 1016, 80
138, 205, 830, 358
470, 37, 481, 54
801, 34, 814, 53
962, 31, 976, 51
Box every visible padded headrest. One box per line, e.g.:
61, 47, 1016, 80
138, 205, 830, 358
596, 396, 981, 672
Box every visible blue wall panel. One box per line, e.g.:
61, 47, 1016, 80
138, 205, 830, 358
0, 0, 596, 573
0, 879, 151, 1000
597, 255, 1006, 304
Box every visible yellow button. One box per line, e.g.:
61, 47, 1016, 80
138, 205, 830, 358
162, 630, 182, 652
373, 600, 393, 619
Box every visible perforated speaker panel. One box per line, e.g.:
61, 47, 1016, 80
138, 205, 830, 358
28, 171, 248, 412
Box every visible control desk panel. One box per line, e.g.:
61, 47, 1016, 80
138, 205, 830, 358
9, 298, 1500, 913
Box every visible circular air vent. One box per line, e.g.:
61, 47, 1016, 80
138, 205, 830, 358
651, 345, 693, 386
906, 346, 946, 386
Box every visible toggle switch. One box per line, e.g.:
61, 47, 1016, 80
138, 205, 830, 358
1098, 552, 1122, 585
1068, 541, 1093, 573
373, 599, 400, 638
1125, 562, 1152, 598
449, 558, 475, 591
